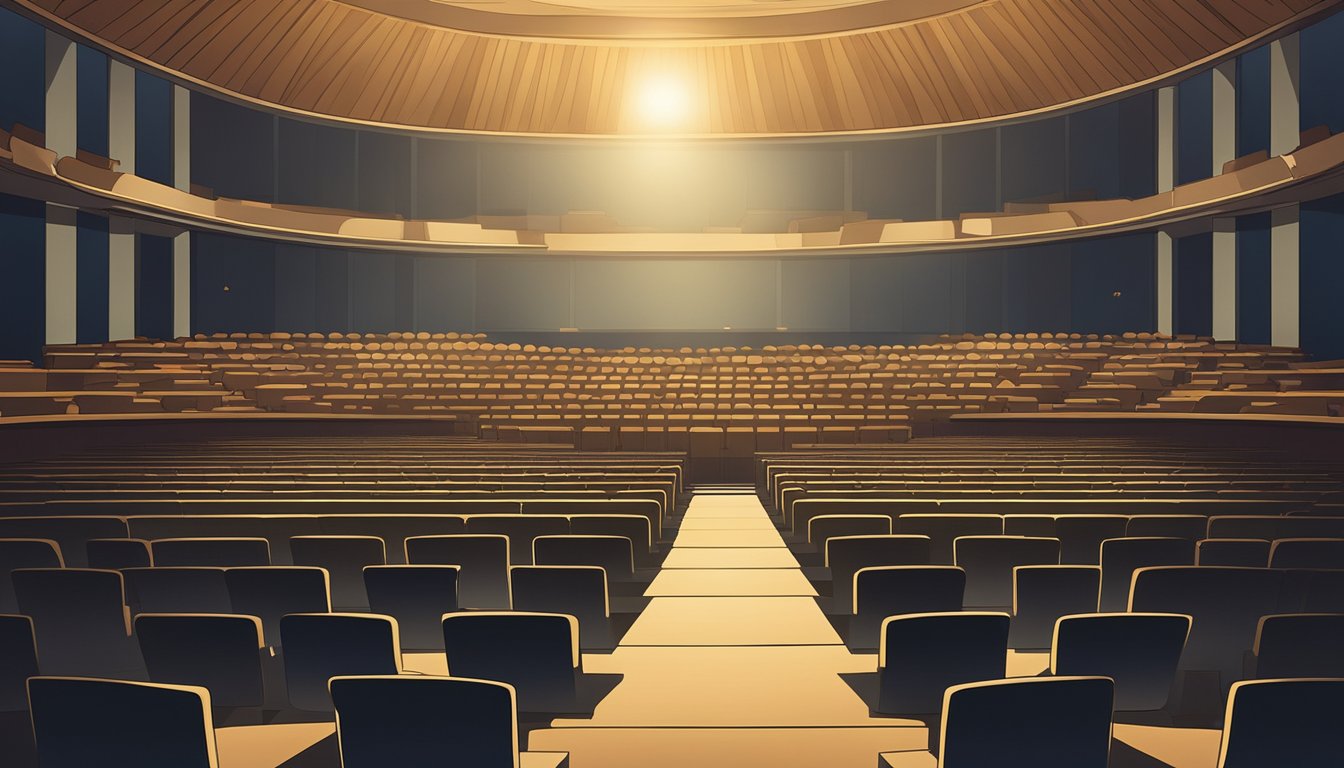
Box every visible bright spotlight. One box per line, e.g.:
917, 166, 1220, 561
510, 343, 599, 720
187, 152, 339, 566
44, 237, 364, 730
636, 77, 690, 127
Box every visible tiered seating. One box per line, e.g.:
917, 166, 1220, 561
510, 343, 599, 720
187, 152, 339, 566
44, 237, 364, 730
774, 437, 1344, 735
3, 334, 1328, 461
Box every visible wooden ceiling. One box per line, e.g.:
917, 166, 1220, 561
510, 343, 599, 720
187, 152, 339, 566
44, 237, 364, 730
10, 0, 1339, 138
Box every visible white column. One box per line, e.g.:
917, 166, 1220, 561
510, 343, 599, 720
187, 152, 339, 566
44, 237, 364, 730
1156, 86, 1176, 194
1212, 60, 1237, 175
45, 205, 78, 345
172, 85, 190, 192
108, 59, 136, 173
1212, 219, 1237, 340
173, 232, 191, 339
171, 85, 191, 338
1270, 206, 1300, 348
1269, 33, 1300, 348
1156, 231, 1174, 336
1269, 34, 1300, 156
44, 30, 76, 156
108, 218, 136, 340
44, 33, 78, 346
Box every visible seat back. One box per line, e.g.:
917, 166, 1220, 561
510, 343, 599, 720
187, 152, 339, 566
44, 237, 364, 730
151, 537, 271, 568
405, 534, 510, 609
1124, 515, 1206, 540
1051, 612, 1191, 711
135, 613, 266, 710
954, 536, 1061, 609
290, 536, 386, 611
363, 565, 459, 651
281, 613, 401, 712
568, 515, 653, 560
1098, 537, 1194, 612
1009, 565, 1100, 650
534, 535, 635, 580
851, 566, 965, 650
86, 538, 152, 570
330, 675, 519, 768
1130, 566, 1281, 685
123, 567, 231, 615
1217, 678, 1344, 768
939, 676, 1114, 768
1197, 539, 1269, 568
1053, 516, 1129, 565
1268, 538, 1344, 569
896, 515, 1003, 564
510, 565, 610, 650
826, 535, 931, 613
442, 611, 579, 715
0, 517, 127, 568
877, 612, 1009, 715
0, 614, 38, 712
28, 677, 217, 768
807, 515, 892, 548
12, 568, 141, 677
223, 567, 330, 649
0, 538, 63, 612
1252, 613, 1344, 679
464, 515, 570, 564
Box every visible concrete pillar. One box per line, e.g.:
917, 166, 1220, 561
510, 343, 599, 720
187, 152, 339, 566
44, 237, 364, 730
1269, 33, 1300, 348
45, 205, 78, 345
1212, 219, 1237, 340
1270, 206, 1300, 348
1156, 86, 1176, 193
171, 85, 191, 338
108, 59, 135, 173
44, 32, 78, 345
1156, 231, 1174, 336
1212, 60, 1237, 175
108, 217, 136, 340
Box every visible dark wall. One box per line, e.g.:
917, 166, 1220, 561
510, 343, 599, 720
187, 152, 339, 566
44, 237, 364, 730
191, 94, 275, 201
941, 129, 998, 217
136, 234, 174, 339
75, 212, 108, 344
191, 233, 275, 334
1002, 117, 1066, 203
851, 137, 937, 220
1301, 192, 1344, 360
1237, 46, 1270, 157
0, 7, 43, 133
1174, 233, 1213, 337
135, 71, 173, 186
0, 193, 45, 362
1177, 71, 1213, 185
1236, 212, 1271, 344
76, 45, 108, 157
1070, 234, 1156, 334
1302, 11, 1344, 135
278, 118, 357, 210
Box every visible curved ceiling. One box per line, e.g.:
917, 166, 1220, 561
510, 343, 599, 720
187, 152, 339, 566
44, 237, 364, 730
9, 0, 1339, 138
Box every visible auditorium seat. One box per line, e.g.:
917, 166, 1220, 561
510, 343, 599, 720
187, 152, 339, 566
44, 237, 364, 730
850, 566, 965, 650
953, 536, 1061, 610
876, 612, 1009, 716
12, 568, 142, 678
510, 565, 612, 650
1005, 515, 1127, 565
1125, 515, 1207, 540
1215, 678, 1344, 768
280, 613, 401, 712
1268, 537, 1344, 568
879, 677, 1115, 768
28, 677, 218, 768
824, 535, 931, 613
405, 534, 511, 609
362, 565, 460, 651
1251, 613, 1344, 679
0, 538, 63, 613
1050, 613, 1191, 712
224, 567, 331, 650
1197, 539, 1270, 567
442, 611, 582, 715
568, 515, 655, 564
534, 535, 636, 581
290, 535, 386, 611
123, 567, 232, 615
466, 516, 570, 565
806, 515, 892, 551
1098, 537, 1195, 612
86, 538, 152, 570
0, 519, 126, 568
151, 537, 272, 567
329, 675, 569, 768
1008, 565, 1100, 650
135, 613, 267, 712
897, 515, 1003, 565
0, 614, 38, 712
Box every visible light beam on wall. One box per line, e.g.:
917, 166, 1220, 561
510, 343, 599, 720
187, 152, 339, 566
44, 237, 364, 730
635, 76, 691, 129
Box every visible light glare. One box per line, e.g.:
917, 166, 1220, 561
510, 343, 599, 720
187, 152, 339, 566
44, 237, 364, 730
637, 77, 690, 126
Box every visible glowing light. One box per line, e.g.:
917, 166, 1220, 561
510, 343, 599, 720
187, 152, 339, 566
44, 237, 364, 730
636, 76, 691, 127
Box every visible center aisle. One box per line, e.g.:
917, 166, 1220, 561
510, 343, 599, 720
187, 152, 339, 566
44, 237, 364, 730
528, 491, 924, 767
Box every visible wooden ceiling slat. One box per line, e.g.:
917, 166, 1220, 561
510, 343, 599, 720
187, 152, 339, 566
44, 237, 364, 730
16, 0, 1334, 136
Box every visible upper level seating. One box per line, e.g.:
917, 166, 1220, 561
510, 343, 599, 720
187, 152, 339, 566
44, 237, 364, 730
1, 333, 1332, 448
